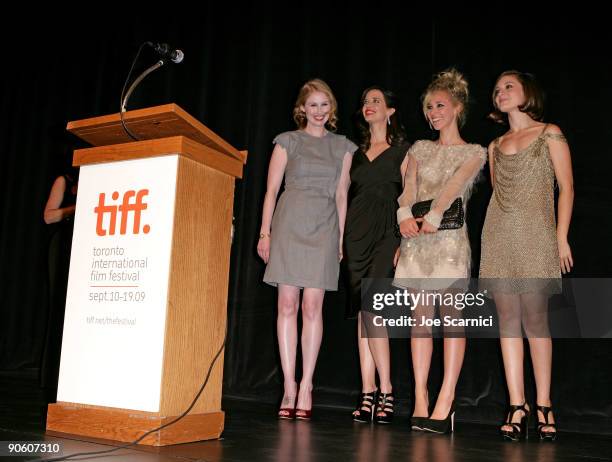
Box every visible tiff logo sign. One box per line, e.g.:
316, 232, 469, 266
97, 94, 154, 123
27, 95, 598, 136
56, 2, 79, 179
94, 189, 151, 236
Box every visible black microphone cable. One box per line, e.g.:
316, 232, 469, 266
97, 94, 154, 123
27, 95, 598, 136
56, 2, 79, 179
118, 41, 149, 142
119, 41, 184, 141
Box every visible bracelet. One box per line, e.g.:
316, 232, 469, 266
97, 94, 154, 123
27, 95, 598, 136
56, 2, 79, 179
259, 233, 270, 239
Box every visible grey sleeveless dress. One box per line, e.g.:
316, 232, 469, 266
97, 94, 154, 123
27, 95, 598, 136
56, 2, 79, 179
264, 130, 357, 290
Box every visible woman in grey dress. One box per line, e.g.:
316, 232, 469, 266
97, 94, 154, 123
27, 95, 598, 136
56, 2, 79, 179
257, 79, 357, 419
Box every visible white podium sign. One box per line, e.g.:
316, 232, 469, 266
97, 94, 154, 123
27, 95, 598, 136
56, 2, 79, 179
57, 155, 179, 412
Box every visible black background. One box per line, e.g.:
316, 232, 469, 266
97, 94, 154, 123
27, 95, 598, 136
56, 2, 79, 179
1, 10, 610, 431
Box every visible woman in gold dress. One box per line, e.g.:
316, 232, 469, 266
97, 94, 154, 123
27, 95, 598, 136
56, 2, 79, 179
480, 71, 574, 441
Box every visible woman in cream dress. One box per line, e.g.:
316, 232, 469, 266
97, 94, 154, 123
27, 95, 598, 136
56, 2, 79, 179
394, 69, 485, 434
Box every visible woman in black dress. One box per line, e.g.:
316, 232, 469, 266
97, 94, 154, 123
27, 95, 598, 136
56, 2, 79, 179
42, 169, 78, 397
344, 86, 409, 423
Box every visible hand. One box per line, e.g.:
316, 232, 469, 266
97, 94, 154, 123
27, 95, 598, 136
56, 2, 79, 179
418, 218, 438, 234
558, 239, 573, 274
64, 205, 76, 219
393, 247, 401, 267
399, 218, 420, 239
257, 235, 270, 263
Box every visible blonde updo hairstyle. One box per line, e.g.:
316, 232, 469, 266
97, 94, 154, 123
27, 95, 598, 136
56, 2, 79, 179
422, 68, 469, 128
292, 78, 338, 131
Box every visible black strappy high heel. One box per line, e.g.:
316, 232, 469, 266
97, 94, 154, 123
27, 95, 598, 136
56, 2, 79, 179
374, 392, 395, 424
352, 390, 377, 423
536, 405, 557, 441
500, 403, 530, 441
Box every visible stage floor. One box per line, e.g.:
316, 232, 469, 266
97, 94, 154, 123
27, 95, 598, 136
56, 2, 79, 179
1, 373, 611, 461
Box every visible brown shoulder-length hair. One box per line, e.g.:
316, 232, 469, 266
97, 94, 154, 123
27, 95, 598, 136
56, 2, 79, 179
292, 79, 338, 131
489, 70, 545, 124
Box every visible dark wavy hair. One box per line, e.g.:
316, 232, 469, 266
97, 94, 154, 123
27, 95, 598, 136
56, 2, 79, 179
356, 85, 407, 152
489, 70, 545, 124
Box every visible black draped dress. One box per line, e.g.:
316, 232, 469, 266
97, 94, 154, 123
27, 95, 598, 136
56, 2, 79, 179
41, 174, 77, 391
343, 144, 408, 318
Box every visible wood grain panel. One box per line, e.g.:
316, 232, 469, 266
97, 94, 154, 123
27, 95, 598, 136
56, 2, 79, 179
158, 156, 234, 415
47, 402, 224, 446
72, 136, 244, 178
67, 103, 246, 163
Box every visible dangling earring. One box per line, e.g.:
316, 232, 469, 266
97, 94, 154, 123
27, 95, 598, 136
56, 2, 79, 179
428, 119, 433, 130
387, 115, 391, 126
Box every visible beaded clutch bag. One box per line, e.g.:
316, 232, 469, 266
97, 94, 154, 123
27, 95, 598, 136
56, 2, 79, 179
412, 197, 464, 230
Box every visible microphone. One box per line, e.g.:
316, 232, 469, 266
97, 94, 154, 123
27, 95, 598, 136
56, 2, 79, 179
146, 42, 184, 64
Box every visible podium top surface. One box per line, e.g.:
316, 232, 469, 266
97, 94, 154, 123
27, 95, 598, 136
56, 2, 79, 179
67, 104, 246, 163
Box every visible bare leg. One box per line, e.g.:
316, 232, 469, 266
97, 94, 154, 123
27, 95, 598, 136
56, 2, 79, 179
357, 311, 377, 393
522, 293, 555, 433
353, 312, 378, 418
297, 287, 325, 412
430, 291, 465, 420
277, 284, 300, 411
368, 337, 392, 394
496, 293, 528, 431
370, 336, 393, 417
429, 338, 465, 419
359, 311, 393, 393
411, 295, 434, 417
361, 313, 393, 417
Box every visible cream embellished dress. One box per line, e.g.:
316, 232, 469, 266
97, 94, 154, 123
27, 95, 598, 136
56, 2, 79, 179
479, 126, 566, 294
393, 140, 486, 290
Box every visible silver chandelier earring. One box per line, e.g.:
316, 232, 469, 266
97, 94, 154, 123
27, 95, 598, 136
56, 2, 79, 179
387, 116, 391, 126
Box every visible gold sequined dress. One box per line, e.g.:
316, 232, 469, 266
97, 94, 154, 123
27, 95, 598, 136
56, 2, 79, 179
393, 140, 486, 290
479, 128, 566, 294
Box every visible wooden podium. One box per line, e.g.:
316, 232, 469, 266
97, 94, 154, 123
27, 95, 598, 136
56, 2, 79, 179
46, 104, 246, 446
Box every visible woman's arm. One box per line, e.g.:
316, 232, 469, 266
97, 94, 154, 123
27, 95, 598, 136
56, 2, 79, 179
44, 176, 75, 224
257, 144, 288, 263
336, 152, 353, 261
400, 147, 410, 187
487, 140, 495, 187
546, 124, 574, 274
422, 148, 485, 232
394, 146, 413, 264
397, 151, 420, 239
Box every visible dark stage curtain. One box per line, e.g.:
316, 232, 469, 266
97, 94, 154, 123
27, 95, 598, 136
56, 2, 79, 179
1, 11, 610, 432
